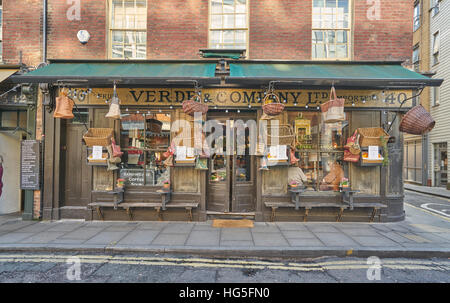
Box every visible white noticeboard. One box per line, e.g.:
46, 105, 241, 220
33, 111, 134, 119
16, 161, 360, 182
368, 146, 379, 160
92, 146, 103, 160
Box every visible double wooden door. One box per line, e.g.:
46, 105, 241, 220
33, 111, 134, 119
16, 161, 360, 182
207, 114, 256, 213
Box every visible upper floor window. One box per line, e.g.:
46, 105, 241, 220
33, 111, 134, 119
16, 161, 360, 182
432, 31, 439, 65
209, 0, 248, 50
433, 86, 439, 106
109, 0, 147, 59
413, 2, 420, 31
413, 45, 420, 72
312, 0, 351, 60
430, 0, 440, 16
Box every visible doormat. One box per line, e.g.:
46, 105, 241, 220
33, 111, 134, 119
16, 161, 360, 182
212, 219, 254, 228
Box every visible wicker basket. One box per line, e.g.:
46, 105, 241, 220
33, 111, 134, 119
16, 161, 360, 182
182, 97, 209, 116
262, 93, 285, 116
146, 118, 163, 133
83, 128, 114, 147
267, 124, 295, 146
399, 105, 435, 135
357, 127, 390, 147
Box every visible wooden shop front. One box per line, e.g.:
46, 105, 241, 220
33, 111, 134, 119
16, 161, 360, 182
12, 60, 442, 222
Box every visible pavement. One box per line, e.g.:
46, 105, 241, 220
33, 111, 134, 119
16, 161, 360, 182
405, 183, 450, 199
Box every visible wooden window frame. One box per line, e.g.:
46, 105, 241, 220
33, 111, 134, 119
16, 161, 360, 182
108, 0, 147, 60
312, 0, 352, 61
208, 0, 249, 54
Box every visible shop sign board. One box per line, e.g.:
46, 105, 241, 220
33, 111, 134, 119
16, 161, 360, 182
20, 140, 41, 190
71, 88, 414, 108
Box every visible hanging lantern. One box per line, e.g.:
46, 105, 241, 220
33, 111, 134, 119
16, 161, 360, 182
105, 82, 121, 119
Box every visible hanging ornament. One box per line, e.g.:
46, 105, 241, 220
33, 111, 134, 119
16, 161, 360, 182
105, 82, 121, 119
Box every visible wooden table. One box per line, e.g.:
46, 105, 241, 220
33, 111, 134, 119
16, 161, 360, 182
289, 186, 306, 210
340, 187, 360, 210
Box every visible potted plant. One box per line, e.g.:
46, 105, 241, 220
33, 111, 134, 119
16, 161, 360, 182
289, 180, 300, 188
162, 180, 170, 190
116, 178, 125, 188
340, 178, 349, 188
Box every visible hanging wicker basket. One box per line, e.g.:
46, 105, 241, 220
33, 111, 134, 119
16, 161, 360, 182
357, 127, 390, 147
182, 96, 209, 116
267, 124, 295, 146
83, 128, 114, 146
262, 93, 285, 116
399, 104, 435, 135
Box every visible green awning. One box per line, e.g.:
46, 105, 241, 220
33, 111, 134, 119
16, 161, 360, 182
12, 61, 219, 85
228, 62, 443, 88
202, 52, 242, 59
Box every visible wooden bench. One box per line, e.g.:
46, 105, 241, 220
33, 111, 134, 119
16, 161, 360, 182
88, 202, 116, 221
265, 201, 348, 222
120, 202, 199, 221
352, 202, 387, 222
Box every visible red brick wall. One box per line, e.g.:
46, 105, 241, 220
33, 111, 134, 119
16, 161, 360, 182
148, 0, 209, 59
2, 0, 414, 63
47, 0, 107, 60
249, 0, 312, 60
2, 0, 42, 66
353, 0, 413, 61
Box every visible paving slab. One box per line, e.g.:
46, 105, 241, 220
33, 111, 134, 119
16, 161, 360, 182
307, 224, 340, 233
84, 231, 130, 245
221, 229, 252, 241
135, 222, 168, 230
151, 233, 188, 246
0, 233, 36, 244
186, 230, 220, 246
351, 236, 403, 247
58, 227, 106, 240
337, 227, 382, 237
313, 232, 360, 247
44, 223, 85, 232
220, 240, 255, 247
275, 222, 309, 231
19, 232, 67, 244
251, 223, 281, 233
116, 230, 160, 246
281, 230, 316, 239
286, 238, 325, 247
160, 223, 195, 234
252, 233, 289, 246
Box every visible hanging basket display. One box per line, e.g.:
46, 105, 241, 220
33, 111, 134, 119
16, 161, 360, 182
320, 87, 345, 123
182, 96, 209, 116
267, 124, 295, 146
262, 93, 285, 116
83, 128, 114, 146
357, 127, 390, 147
399, 104, 435, 135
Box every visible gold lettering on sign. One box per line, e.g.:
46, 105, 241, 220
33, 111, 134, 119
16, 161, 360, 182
72, 88, 413, 108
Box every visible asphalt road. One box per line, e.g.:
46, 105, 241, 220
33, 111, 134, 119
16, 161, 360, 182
0, 252, 448, 283
404, 190, 450, 220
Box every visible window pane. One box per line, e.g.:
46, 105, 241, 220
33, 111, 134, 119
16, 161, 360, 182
136, 45, 146, 58
124, 1, 135, 29
223, 0, 234, 13
224, 30, 234, 43
224, 14, 235, 28
211, 0, 222, 13
313, 30, 324, 43
236, 0, 246, 13
322, 14, 333, 28
124, 46, 133, 59
112, 30, 123, 43
336, 30, 347, 43
125, 31, 135, 44
210, 30, 222, 44
336, 44, 348, 58
313, 44, 326, 58
326, 30, 335, 43
326, 0, 336, 8
235, 30, 246, 44
112, 44, 124, 58
314, 0, 325, 7
136, 31, 146, 44
112, 0, 123, 28
338, 0, 348, 13
236, 14, 246, 27
211, 14, 222, 29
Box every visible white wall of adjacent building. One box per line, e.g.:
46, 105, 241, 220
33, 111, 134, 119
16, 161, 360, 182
428, 0, 450, 188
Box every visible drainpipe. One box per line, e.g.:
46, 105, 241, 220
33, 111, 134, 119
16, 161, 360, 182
43, 0, 48, 63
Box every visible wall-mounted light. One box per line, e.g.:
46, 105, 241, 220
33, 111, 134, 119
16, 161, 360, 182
77, 30, 91, 44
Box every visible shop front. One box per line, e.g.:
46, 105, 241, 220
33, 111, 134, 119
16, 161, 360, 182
13, 60, 442, 222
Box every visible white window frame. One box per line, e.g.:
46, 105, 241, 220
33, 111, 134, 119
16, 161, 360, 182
312, 0, 352, 60
108, 0, 147, 60
413, 2, 421, 31
208, 0, 249, 52
432, 31, 439, 65
433, 86, 440, 106
413, 45, 420, 72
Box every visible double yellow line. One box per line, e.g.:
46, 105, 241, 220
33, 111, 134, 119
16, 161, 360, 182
0, 254, 449, 272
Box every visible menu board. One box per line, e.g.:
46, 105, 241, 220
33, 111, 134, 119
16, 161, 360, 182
20, 140, 41, 190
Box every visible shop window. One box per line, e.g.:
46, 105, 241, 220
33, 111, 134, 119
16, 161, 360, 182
312, 0, 351, 60
287, 111, 350, 192
209, 0, 248, 50
0, 110, 27, 130
119, 111, 171, 186
109, 0, 147, 59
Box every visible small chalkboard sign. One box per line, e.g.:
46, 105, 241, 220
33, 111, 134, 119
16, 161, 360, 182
20, 140, 41, 190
